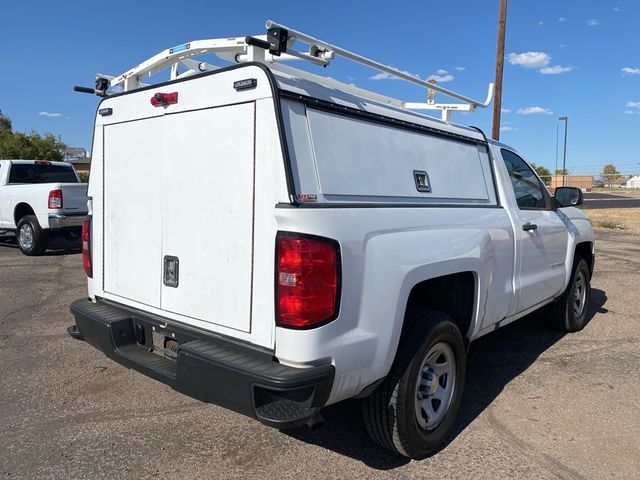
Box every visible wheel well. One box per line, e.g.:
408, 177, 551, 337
575, 242, 594, 277
404, 272, 475, 339
14, 203, 35, 226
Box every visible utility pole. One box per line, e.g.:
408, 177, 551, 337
492, 0, 508, 140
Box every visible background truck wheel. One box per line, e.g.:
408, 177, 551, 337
362, 309, 466, 459
16, 215, 48, 256
546, 255, 591, 332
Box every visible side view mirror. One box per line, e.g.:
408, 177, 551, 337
554, 186, 583, 207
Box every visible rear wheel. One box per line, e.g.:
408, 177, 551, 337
362, 309, 466, 459
16, 216, 48, 256
546, 255, 591, 332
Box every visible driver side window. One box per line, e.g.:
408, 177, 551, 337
501, 149, 547, 210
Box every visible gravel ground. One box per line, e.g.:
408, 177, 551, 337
0, 230, 638, 480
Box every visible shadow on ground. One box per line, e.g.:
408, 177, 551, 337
0, 232, 81, 255
284, 288, 607, 469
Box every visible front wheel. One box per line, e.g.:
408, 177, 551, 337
16, 215, 48, 256
546, 255, 591, 332
362, 309, 466, 459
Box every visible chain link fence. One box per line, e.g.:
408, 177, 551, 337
539, 174, 640, 233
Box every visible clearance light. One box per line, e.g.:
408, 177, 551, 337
150, 92, 178, 107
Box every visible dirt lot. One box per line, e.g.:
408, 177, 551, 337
0, 231, 638, 480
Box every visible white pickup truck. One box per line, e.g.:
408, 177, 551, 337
68, 25, 594, 459
0, 160, 88, 255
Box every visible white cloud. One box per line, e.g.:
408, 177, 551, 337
428, 72, 454, 83
517, 106, 553, 115
613, 6, 621, 12
540, 65, 573, 75
559, 43, 568, 48
508, 52, 572, 75
38, 111, 62, 118
559, 16, 568, 23
622, 67, 640, 76
454, 66, 466, 71
508, 51, 551, 69
500, 125, 518, 132
370, 68, 418, 81
538, 21, 544, 26
501, 108, 511, 113
587, 19, 600, 27
370, 72, 396, 80
621, 100, 640, 114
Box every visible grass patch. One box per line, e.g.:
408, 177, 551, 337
593, 220, 628, 230
585, 207, 640, 233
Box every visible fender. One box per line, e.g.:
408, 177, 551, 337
359, 227, 503, 382
555, 207, 595, 293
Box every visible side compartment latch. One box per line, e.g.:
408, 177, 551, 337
163, 256, 179, 288
413, 170, 432, 193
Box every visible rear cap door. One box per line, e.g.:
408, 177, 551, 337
101, 65, 274, 343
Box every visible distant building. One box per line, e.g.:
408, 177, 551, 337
550, 175, 592, 192
627, 175, 640, 189
63, 147, 91, 173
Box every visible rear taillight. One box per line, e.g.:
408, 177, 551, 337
276, 232, 340, 329
82, 215, 92, 278
48, 189, 63, 209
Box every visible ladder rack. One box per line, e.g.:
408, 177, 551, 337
75, 20, 494, 121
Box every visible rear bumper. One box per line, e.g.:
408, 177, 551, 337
69, 298, 334, 429
48, 213, 87, 229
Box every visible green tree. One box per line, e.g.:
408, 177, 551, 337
0, 113, 66, 161
601, 164, 622, 187
0, 111, 12, 131
555, 168, 569, 175
602, 164, 620, 176
530, 162, 551, 185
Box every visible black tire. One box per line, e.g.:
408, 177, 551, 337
546, 255, 591, 332
16, 215, 48, 256
362, 309, 466, 459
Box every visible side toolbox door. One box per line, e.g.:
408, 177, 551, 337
499, 149, 569, 313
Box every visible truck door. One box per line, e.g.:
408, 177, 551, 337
499, 149, 568, 314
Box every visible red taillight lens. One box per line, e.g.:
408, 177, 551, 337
82, 215, 92, 278
276, 233, 340, 329
150, 92, 178, 107
48, 189, 63, 209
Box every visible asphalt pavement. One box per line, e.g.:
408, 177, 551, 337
1, 231, 639, 479
582, 192, 640, 209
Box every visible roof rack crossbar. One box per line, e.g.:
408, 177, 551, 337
264, 20, 493, 110
76, 21, 493, 121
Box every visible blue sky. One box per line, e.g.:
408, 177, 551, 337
1, 0, 639, 175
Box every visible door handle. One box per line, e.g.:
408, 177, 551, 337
522, 222, 538, 232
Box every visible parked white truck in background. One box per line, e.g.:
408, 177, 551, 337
68, 23, 595, 459
0, 160, 88, 255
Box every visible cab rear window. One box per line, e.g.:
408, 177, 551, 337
9, 164, 78, 184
